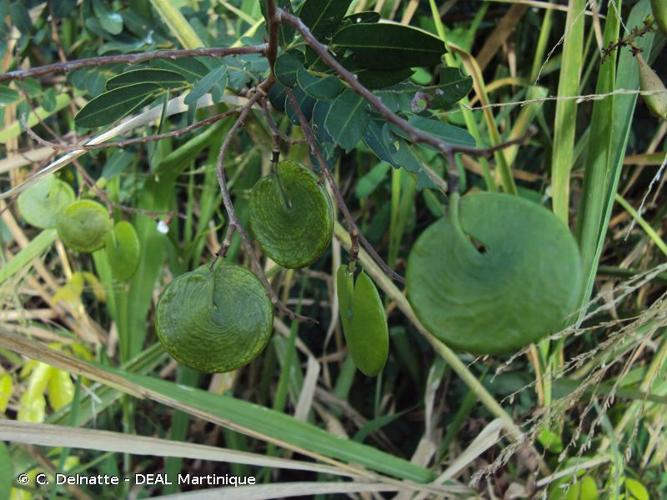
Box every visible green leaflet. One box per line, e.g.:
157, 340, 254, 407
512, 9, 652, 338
324, 89, 370, 151
17, 175, 75, 229
106, 69, 187, 90
249, 161, 334, 269
407, 193, 583, 355
332, 22, 445, 70
56, 200, 112, 253
103, 221, 141, 282
337, 266, 389, 376
299, 0, 353, 39
74, 83, 160, 128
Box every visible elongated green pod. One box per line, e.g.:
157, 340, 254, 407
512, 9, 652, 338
56, 200, 112, 253
104, 221, 141, 281
638, 54, 667, 121
156, 264, 273, 373
337, 265, 389, 376
250, 161, 334, 269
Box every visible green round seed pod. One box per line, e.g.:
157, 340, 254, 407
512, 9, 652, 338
337, 266, 389, 376
249, 161, 334, 269
156, 264, 273, 373
17, 175, 75, 229
638, 54, 667, 121
56, 200, 112, 253
406, 192, 583, 355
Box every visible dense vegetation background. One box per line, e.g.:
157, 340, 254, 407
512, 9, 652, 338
0, 0, 665, 498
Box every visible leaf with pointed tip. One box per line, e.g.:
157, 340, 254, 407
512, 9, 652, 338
333, 22, 445, 70
74, 83, 160, 128
106, 69, 187, 90
151, 58, 210, 82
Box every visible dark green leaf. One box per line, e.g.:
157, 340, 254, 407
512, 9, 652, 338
275, 50, 305, 88
333, 22, 445, 70
285, 86, 316, 125
42, 88, 57, 112
342, 11, 381, 25
357, 68, 414, 90
151, 58, 210, 82
0, 85, 19, 105
9, 1, 31, 34
427, 67, 473, 109
75, 83, 160, 128
268, 82, 287, 112
296, 67, 344, 100
311, 100, 338, 161
184, 65, 227, 122
403, 116, 476, 148
93, 0, 124, 35
324, 89, 369, 151
106, 69, 187, 90
260, 0, 294, 45
299, 0, 353, 39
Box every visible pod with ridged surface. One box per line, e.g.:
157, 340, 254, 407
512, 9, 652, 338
156, 264, 273, 373
249, 161, 334, 269
407, 192, 583, 355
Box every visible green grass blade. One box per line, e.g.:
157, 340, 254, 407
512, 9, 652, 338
550, 0, 586, 223
0, 229, 57, 284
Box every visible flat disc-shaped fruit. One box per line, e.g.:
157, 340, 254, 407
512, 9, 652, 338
407, 192, 583, 355
56, 200, 112, 253
337, 266, 389, 376
156, 264, 273, 373
249, 161, 333, 269
104, 221, 141, 281
17, 175, 75, 229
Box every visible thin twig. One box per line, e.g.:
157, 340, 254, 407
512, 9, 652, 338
0, 45, 267, 83
20, 110, 238, 152
285, 89, 405, 284
215, 83, 313, 323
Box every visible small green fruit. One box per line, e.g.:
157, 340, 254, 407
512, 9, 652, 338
156, 264, 273, 373
249, 161, 334, 269
104, 221, 141, 281
56, 200, 112, 253
337, 266, 389, 376
17, 175, 75, 229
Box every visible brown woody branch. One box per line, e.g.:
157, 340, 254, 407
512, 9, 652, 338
285, 89, 405, 284
215, 82, 312, 323
0, 45, 267, 83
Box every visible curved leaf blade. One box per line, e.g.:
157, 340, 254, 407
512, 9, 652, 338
74, 83, 160, 128
333, 22, 445, 70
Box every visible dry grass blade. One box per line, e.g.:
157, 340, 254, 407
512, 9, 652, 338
0, 420, 354, 478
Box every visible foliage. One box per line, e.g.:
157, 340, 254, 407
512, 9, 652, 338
0, 0, 665, 499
